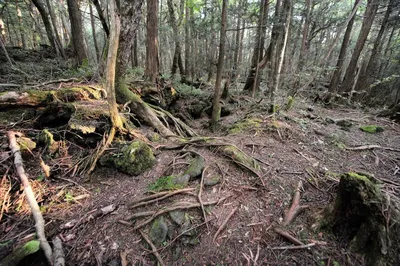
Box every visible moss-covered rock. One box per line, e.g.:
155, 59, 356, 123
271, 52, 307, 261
359, 125, 384, 134
148, 175, 186, 192
315, 172, 389, 266
38, 129, 59, 154
100, 141, 156, 176
229, 118, 263, 134
183, 156, 204, 179
149, 216, 168, 246
221, 145, 260, 172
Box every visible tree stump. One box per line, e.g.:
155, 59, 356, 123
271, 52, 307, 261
317, 172, 390, 266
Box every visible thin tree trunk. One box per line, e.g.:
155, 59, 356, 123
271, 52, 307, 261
211, 0, 227, 130
355, 0, 394, 94
91, 0, 110, 37
328, 0, 360, 94
89, 2, 100, 62
184, 5, 190, 78
145, 0, 159, 82
15, 1, 26, 48
297, 0, 312, 70
67, 0, 88, 65
270, 0, 291, 107
45, 0, 65, 57
167, 0, 185, 81
57, 0, 71, 47
31, 0, 59, 54
339, 0, 379, 93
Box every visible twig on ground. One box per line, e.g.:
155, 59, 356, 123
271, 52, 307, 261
60, 204, 116, 230
52, 236, 65, 266
131, 198, 225, 230
7, 131, 53, 265
345, 145, 400, 152
139, 230, 166, 266
129, 188, 195, 209
213, 205, 239, 241
283, 181, 308, 226
269, 243, 316, 250
274, 227, 304, 245
198, 166, 209, 231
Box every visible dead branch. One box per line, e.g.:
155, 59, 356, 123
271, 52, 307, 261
32, 78, 80, 88
274, 228, 304, 245
7, 131, 53, 265
213, 205, 239, 241
270, 243, 316, 250
139, 230, 166, 266
129, 188, 195, 209
198, 166, 209, 231
130, 198, 225, 230
52, 236, 65, 266
60, 204, 116, 230
282, 181, 308, 226
345, 145, 400, 152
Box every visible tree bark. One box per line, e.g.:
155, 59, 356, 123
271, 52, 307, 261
328, 0, 360, 94
167, 0, 185, 81
67, 0, 88, 65
145, 0, 159, 82
31, 0, 58, 54
45, 0, 65, 57
210, 0, 227, 130
91, 0, 110, 37
354, 0, 394, 95
339, 0, 379, 93
89, 2, 100, 62
297, 0, 312, 70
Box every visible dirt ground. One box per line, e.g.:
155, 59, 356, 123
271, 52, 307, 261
1, 95, 400, 266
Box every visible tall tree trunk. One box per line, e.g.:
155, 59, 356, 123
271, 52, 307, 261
15, 1, 26, 48
89, 2, 100, 62
339, 0, 379, 93
45, 0, 65, 57
131, 31, 139, 68
67, 0, 88, 65
270, 0, 292, 107
91, 0, 110, 37
25, 1, 45, 47
145, 0, 159, 82
184, 5, 190, 78
242, 0, 269, 93
57, 0, 71, 47
297, 0, 312, 70
210, 0, 227, 130
167, 0, 185, 81
31, 0, 59, 54
231, 3, 242, 85
355, 0, 394, 95
328, 0, 360, 94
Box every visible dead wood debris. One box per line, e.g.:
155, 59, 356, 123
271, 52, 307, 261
198, 166, 210, 230
129, 188, 195, 209
274, 227, 304, 246
283, 181, 308, 226
60, 204, 116, 230
213, 205, 239, 242
139, 230, 166, 266
7, 131, 54, 265
345, 144, 400, 152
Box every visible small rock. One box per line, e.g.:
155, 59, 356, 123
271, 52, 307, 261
336, 119, 352, 128
307, 106, 314, 112
169, 211, 186, 225
325, 117, 335, 124
204, 176, 221, 186
149, 216, 168, 246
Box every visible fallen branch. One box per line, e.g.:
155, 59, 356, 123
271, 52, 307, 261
130, 198, 225, 230
7, 131, 53, 265
139, 230, 165, 266
270, 243, 316, 250
345, 145, 400, 152
283, 181, 308, 226
52, 236, 65, 266
274, 228, 304, 245
60, 204, 116, 230
129, 188, 195, 209
198, 166, 209, 231
213, 205, 239, 241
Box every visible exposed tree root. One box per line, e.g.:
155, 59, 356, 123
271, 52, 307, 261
129, 188, 195, 209
270, 243, 316, 250
345, 144, 400, 152
87, 126, 117, 175
139, 230, 166, 266
274, 228, 304, 245
213, 205, 239, 242
128, 198, 226, 230
52, 236, 65, 266
282, 181, 308, 226
198, 166, 209, 230
7, 131, 53, 265
60, 204, 116, 230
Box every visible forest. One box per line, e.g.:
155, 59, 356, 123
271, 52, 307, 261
0, 0, 399, 265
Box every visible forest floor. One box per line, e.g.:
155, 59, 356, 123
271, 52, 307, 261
1, 50, 400, 266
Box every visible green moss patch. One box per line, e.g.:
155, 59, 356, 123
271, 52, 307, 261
148, 175, 185, 192
100, 141, 156, 176
229, 118, 263, 134
359, 125, 384, 134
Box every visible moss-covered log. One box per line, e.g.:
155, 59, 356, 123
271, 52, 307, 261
316, 172, 390, 266
0, 86, 104, 109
